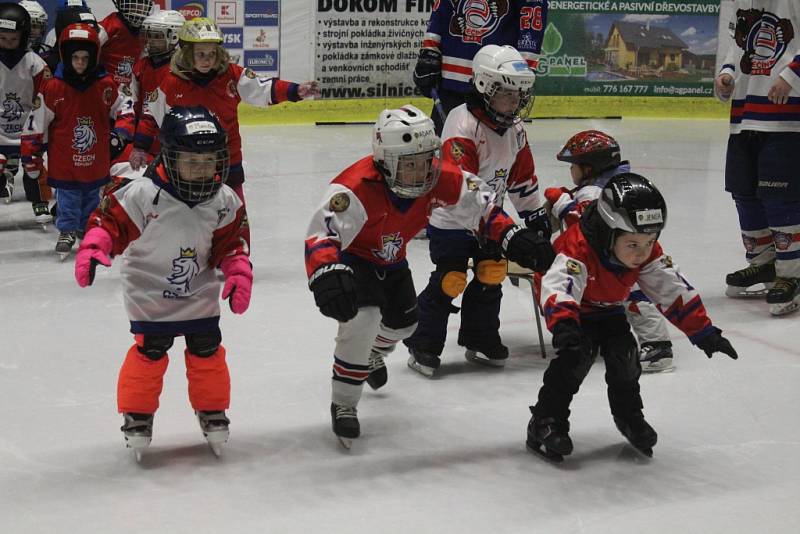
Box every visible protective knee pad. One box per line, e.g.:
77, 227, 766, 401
136, 334, 174, 361
185, 330, 222, 357
440, 270, 467, 298
476, 259, 508, 286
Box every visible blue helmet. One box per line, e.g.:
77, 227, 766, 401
159, 106, 229, 202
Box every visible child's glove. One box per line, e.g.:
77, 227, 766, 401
109, 130, 129, 160
23, 155, 44, 180
696, 327, 738, 360
551, 320, 584, 354
309, 264, 358, 322
412, 48, 442, 98
129, 148, 148, 171
74, 228, 113, 287
220, 255, 253, 314
544, 186, 569, 207
501, 226, 556, 273
525, 207, 552, 240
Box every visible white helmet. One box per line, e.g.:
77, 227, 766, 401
19, 0, 47, 47
372, 105, 442, 198
472, 44, 536, 128
141, 10, 185, 59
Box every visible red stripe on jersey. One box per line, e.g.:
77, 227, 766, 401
730, 103, 800, 117
754, 234, 774, 246
442, 63, 472, 75
422, 40, 440, 49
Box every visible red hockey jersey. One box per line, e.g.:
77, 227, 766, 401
99, 12, 143, 87
540, 222, 715, 344
123, 55, 171, 155
304, 156, 516, 277
21, 69, 134, 190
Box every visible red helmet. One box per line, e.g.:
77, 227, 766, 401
58, 22, 100, 74
557, 130, 621, 173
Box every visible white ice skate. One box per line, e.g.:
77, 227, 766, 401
1, 175, 13, 204
639, 342, 674, 373
196, 410, 230, 457
121, 413, 154, 462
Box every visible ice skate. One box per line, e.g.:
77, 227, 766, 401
766, 277, 800, 316
725, 262, 775, 298
55, 231, 77, 261
32, 202, 52, 230
614, 413, 657, 457
464, 342, 509, 368
406, 347, 441, 378
331, 403, 359, 449
196, 410, 230, 456
639, 341, 674, 373
366, 350, 387, 390
1, 175, 13, 203
121, 412, 154, 462
526, 413, 573, 463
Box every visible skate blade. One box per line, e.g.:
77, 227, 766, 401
628, 445, 653, 458
526, 440, 564, 463
769, 298, 800, 316
640, 359, 675, 373
336, 435, 354, 449
203, 428, 229, 445
464, 349, 507, 368
208, 442, 224, 457
366, 376, 386, 390
725, 284, 772, 298
57, 252, 71, 261
407, 355, 436, 378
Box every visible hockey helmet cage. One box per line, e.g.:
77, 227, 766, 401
472, 44, 536, 128
597, 173, 667, 235
159, 106, 229, 203
141, 10, 185, 59
0, 2, 32, 51
112, 0, 153, 29
19, 1, 47, 47
557, 130, 621, 174
372, 105, 442, 199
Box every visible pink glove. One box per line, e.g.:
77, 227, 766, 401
129, 147, 148, 171
544, 187, 568, 206
74, 227, 113, 287
220, 255, 253, 314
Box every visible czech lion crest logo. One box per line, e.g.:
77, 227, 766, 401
72, 117, 97, 154
166, 247, 200, 295
1, 93, 24, 122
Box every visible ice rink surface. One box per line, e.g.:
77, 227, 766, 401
1, 118, 798, 533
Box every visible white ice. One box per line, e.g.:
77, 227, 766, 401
1, 118, 798, 534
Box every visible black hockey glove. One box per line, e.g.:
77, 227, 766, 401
109, 130, 128, 161
551, 320, 583, 353
502, 226, 556, 273
525, 207, 553, 240
696, 327, 738, 360
413, 48, 442, 98
309, 264, 358, 323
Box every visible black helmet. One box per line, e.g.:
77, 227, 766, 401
54, 5, 99, 44
580, 173, 667, 257
159, 106, 229, 203
0, 2, 32, 52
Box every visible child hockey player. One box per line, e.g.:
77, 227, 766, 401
21, 22, 133, 259
715, 1, 800, 316
544, 130, 675, 372
404, 44, 551, 378
99, 0, 153, 86
130, 17, 319, 202
528, 173, 738, 462
305, 105, 554, 448
0, 2, 52, 225
74, 106, 251, 460
18, 1, 48, 54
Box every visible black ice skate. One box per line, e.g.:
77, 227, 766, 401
196, 410, 230, 457
766, 277, 800, 316
55, 231, 77, 261
32, 202, 52, 230
406, 347, 441, 378
366, 350, 387, 390
331, 403, 360, 449
613, 413, 657, 457
639, 341, 674, 373
121, 412, 154, 462
463, 341, 509, 368
526, 413, 573, 463
725, 262, 775, 298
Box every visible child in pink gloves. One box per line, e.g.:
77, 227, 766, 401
75, 106, 251, 460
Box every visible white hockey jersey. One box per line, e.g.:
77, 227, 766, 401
719, 0, 800, 133
87, 169, 249, 334
428, 104, 543, 230
0, 51, 49, 147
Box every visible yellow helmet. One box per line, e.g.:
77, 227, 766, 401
177, 17, 222, 44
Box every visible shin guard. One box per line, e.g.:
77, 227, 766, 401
185, 346, 231, 411
117, 344, 169, 414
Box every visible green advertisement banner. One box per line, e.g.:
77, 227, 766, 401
535, 0, 721, 97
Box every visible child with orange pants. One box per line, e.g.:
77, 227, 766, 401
75, 106, 251, 460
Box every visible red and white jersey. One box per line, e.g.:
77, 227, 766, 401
125, 55, 171, 154
540, 222, 714, 344
99, 12, 143, 87
85, 166, 249, 333
136, 64, 299, 170
304, 156, 515, 276
21, 72, 134, 190
0, 51, 50, 146
548, 163, 631, 229
719, 0, 800, 133
429, 104, 544, 230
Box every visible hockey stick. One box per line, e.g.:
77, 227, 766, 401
430, 87, 447, 125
